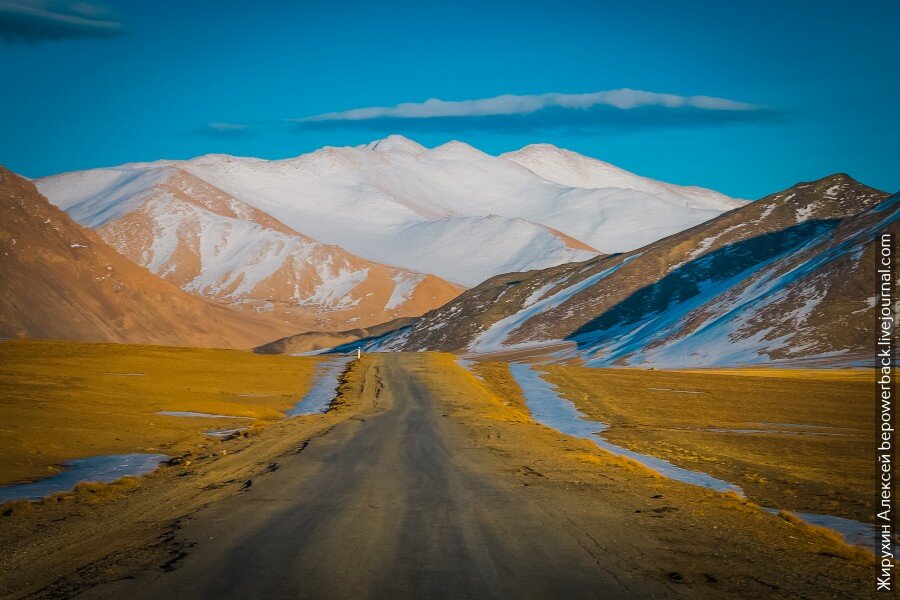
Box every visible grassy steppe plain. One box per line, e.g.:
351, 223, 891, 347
0, 339, 319, 485
0, 353, 877, 598
536, 365, 874, 523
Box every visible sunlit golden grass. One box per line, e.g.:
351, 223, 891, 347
435, 357, 676, 478
331, 354, 372, 410
682, 368, 871, 381
434, 356, 529, 423
1, 475, 146, 517
71, 475, 142, 505
0, 339, 319, 485
776, 510, 875, 564
468, 361, 529, 413
543, 365, 874, 522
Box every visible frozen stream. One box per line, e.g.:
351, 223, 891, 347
486, 360, 885, 553
0, 454, 168, 504
506, 362, 741, 493
287, 355, 354, 416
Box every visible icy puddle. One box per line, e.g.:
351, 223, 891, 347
507, 362, 741, 494
205, 427, 248, 439
158, 355, 354, 421
157, 410, 253, 419
0, 358, 353, 504
496, 362, 884, 553
0, 454, 168, 504
286, 356, 353, 416
457, 358, 482, 378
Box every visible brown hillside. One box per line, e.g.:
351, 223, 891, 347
0, 167, 289, 348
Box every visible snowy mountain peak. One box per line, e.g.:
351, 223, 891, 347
503, 143, 744, 211
184, 153, 259, 168
428, 140, 489, 160
763, 173, 889, 224
506, 143, 585, 160
37, 137, 746, 321
362, 135, 426, 154
501, 143, 634, 187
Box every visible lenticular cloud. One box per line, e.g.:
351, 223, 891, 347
291, 89, 777, 134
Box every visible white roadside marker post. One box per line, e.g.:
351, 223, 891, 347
357, 347, 361, 359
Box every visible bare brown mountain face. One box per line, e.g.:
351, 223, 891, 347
0, 167, 291, 348
371, 174, 896, 367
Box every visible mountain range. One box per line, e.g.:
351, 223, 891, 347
355, 174, 897, 367
35, 136, 743, 331
4, 136, 893, 364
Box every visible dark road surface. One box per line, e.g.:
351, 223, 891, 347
84, 355, 650, 600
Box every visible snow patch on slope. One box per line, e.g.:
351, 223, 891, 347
385, 272, 425, 310
471, 256, 639, 353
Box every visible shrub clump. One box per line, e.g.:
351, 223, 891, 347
0, 499, 33, 517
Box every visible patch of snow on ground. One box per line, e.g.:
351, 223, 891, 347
795, 203, 818, 223
471, 256, 638, 353
683, 224, 745, 264
385, 272, 424, 310
521, 281, 559, 308
302, 268, 369, 308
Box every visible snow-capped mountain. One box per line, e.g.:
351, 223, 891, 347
36, 136, 743, 329
37, 165, 462, 331
366, 174, 896, 367
0, 167, 288, 348
167, 137, 744, 285
502, 144, 743, 209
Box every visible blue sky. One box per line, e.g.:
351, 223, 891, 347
1, 0, 897, 198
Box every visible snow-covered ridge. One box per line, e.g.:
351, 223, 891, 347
35, 135, 743, 329
501, 144, 745, 210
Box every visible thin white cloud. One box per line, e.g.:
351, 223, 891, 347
296, 89, 765, 123
0, 1, 125, 42
195, 122, 253, 138
207, 122, 249, 132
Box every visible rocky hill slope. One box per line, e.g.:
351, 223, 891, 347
0, 167, 290, 348
368, 174, 895, 367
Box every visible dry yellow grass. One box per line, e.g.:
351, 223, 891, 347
542, 365, 874, 522
438, 358, 674, 480
70, 476, 142, 505
776, 510, 875, 564
0, 339, 320, 485
430, 356, 530, 423
0, 499, 32, 517
468, 361, 529, 414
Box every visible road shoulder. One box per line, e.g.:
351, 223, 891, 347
0, 356, 378, 599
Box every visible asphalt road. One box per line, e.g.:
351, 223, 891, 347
83, 354, 647, 600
